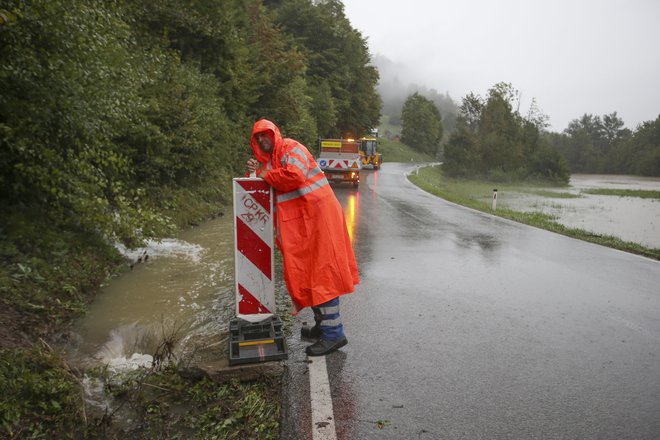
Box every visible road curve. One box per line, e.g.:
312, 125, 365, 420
280, 162, 660, 440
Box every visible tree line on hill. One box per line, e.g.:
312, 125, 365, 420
373, 54, 459, 136
386, 78, 659, 181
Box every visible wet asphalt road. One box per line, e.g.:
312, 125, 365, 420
280, 162, 660, 440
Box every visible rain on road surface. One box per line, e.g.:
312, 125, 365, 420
280, 163, 660, 440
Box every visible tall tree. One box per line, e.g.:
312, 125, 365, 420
602, 112, 625, 149
400, 92, 444, 156
630, 116, 660, 176
0, 0, 171, 247
244, 1, 317, 145
478, 84, 524, 173
563, 114, 607, 172
271, 0, 381, 137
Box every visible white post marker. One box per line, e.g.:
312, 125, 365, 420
492, 188, 498, 211
233, 177, 275, 323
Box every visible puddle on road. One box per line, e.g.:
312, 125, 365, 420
500, 174, 660, 248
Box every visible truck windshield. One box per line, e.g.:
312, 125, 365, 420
360, 140, 377, 155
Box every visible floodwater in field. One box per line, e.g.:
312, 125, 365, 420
500, 174, 660, 249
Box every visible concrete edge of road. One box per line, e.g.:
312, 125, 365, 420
307, 355, 338, 440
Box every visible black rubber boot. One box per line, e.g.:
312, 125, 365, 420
300, 322, 322, 339
306, 337, 348, 356
300, 307, 323, 339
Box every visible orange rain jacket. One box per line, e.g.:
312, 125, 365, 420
250, 119, 359, 310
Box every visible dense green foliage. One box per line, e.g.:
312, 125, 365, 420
400, 93, 443, 157
0, 346, 281, 439
546, 113, 660, 176
1, 0, 172, 246
1, 346, 81, 438
272, 0, 381, 138
443, 83, 570, 183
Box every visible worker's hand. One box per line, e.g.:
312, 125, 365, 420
246, 158, 259, 173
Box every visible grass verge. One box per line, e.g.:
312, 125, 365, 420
1, 334, 281, 440
582, 188, 660, 199
377, 138, 436, 163
409, 165, 660, 261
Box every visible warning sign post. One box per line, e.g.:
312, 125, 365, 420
229, 177, 287, 365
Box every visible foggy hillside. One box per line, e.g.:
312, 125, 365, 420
372, 54, 459, 132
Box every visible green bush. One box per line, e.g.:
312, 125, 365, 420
0, 346, 82, 439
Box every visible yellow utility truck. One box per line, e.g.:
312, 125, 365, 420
358, 133, 382, 170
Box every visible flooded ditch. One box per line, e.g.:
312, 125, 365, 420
64, 215, 238, 372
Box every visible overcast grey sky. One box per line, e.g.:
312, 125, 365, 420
342, 0, 660, 132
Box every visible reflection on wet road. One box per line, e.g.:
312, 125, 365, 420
281, 163, 660, 439
344, 192, 359, 244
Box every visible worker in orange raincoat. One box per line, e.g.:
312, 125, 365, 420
246, 119, 359, 356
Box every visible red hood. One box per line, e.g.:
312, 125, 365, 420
251, 119, 283, 164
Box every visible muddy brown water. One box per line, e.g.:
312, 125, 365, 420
65, 173, 660, 371
65, 214, 237, 371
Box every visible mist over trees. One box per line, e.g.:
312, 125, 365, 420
374, 51, 660, 179
372, 54, 458, 134
441, 79, 660, 180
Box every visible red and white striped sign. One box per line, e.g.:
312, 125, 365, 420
327, 159, 360, 169
233, 178, 275, 322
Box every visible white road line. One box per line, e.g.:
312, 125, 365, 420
308, 355, 337, 440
